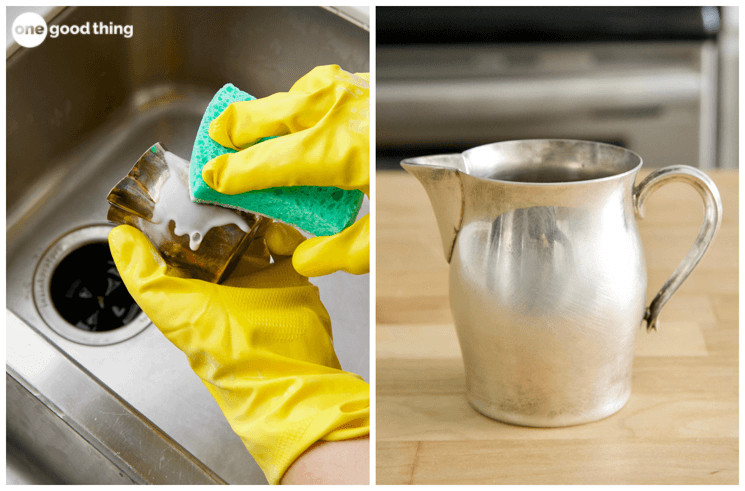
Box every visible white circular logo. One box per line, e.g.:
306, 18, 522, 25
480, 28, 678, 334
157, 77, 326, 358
12, 12, 48, 48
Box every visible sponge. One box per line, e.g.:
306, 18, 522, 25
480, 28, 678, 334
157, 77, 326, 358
189, 83, 364, 236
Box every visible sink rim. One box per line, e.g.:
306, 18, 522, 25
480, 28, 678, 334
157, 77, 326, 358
7, 309, 227, 484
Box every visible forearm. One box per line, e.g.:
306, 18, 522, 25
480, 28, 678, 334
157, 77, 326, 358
280, 437, 370, 485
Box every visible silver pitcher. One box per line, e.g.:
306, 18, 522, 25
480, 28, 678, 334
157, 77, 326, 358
402, 139, 722, 427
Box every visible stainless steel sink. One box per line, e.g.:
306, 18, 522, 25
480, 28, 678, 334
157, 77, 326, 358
7, 6, 369, 484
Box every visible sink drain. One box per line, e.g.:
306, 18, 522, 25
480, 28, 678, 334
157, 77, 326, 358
33, 224, 151, 346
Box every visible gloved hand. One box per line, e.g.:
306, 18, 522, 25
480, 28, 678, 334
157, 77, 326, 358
108, 221, 369, 484
202, 64, 369, 277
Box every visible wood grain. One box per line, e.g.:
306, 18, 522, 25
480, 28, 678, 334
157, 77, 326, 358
375, 169, 738, 484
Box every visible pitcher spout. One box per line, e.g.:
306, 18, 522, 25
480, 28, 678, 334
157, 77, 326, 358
401, 154, 465, 263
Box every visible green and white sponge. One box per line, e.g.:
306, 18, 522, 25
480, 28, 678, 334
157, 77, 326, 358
190, 83, 364, 236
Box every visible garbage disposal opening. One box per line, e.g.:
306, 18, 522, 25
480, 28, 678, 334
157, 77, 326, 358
33, 224, 151, 346
49, 242, 141, 332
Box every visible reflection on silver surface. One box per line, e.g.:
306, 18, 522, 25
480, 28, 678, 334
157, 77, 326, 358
403, 139, 721, 426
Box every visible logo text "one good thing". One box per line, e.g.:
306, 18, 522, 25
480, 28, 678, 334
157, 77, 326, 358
48, 22, 134, 39
12, 12, 135, 48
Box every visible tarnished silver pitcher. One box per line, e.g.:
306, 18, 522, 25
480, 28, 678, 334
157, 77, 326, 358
107, 143, 266, 283
402, 139, 722, 427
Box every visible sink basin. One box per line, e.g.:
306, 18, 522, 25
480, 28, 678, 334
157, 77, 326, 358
7, 6, 369, 484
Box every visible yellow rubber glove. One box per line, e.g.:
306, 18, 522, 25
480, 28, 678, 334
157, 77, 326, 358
202, 65, 369, 277
108, 222, 369, 484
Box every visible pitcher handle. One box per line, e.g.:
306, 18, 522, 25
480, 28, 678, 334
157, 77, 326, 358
633, 165, 722, 331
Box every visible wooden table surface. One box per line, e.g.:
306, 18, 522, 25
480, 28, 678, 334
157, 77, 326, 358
376, 169, 738, 485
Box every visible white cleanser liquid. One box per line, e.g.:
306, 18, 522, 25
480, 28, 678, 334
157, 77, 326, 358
149, 151, 250, 250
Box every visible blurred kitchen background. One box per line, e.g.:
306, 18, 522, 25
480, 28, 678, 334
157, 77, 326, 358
377, 6, 738, 169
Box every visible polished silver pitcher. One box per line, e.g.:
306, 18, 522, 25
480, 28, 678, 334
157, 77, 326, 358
402, 139, 722, 427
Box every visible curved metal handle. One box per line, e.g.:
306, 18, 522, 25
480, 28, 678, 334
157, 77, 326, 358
634, 165, 722, 331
